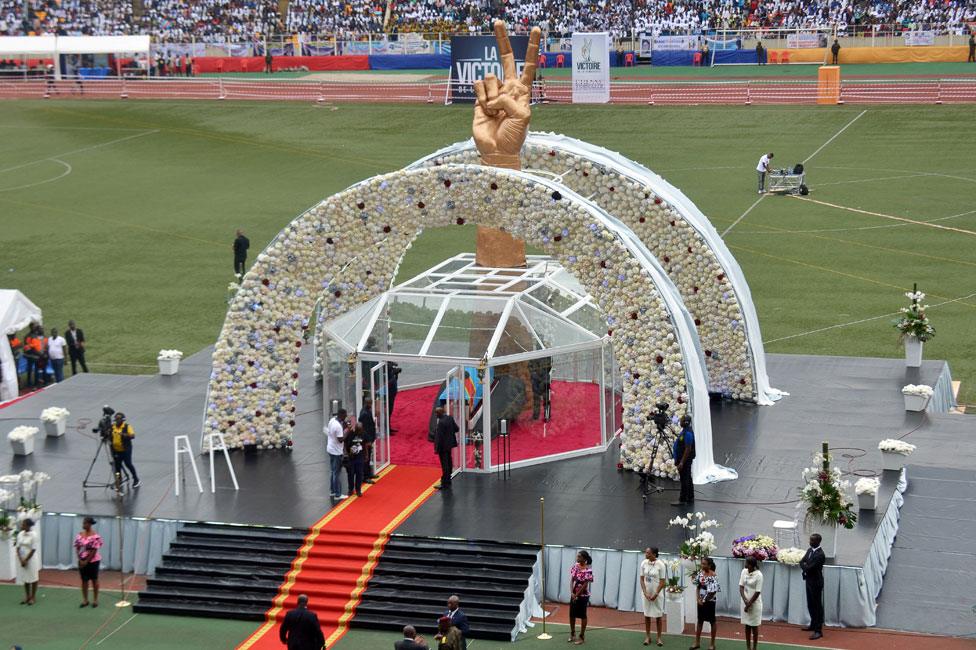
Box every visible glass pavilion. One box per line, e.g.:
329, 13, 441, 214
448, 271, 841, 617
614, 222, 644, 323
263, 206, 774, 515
319, 254, 623, 476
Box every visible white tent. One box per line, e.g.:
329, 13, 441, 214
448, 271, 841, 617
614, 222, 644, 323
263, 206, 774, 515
0, 290, 42, 403
0, 35, 151, 79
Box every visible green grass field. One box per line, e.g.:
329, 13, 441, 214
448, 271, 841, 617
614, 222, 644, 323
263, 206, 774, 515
1, 100, 974, 404
0, 585, 830, 649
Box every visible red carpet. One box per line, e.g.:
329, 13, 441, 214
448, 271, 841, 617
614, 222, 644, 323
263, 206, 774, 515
237, 464, 441, 650
390, 381, 605, 468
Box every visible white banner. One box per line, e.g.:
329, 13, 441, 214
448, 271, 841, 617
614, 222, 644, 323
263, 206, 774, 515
786, 33, 823, 49
903, 31, 935, 46
653, 34, 700, 51
572, 32, 610, 104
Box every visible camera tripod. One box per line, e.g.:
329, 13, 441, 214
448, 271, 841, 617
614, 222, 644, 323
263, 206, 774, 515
638, 425, 676, 503
82, 437, 131, 497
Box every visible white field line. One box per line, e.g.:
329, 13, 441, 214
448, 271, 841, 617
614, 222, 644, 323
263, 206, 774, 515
95, 613, 138, 646
792, 196, 976, 237
0, 158, 71, 193
0, 129, 158, 175
802, 109, 867, 164
721, 195, 765, 236
764, 290, 976, 344
735, 208, 976, 235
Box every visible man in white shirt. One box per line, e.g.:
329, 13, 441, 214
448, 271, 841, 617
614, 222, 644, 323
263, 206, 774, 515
756, 152, 774, 194
639, 546, 666, 646
326, 409, 348, 500
47, 328, 67, 383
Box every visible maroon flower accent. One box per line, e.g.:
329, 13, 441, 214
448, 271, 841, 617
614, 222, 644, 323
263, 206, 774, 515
247, 360, 255, 366
227, 420, 236, 427
607, 329, 614, 336
609, 186, 615, 192
490, 182, 498, 190
677, 396, 684, 404
694, 318, 701, 326
291, 389, 298, 396
663, 255, 670, 263
687, 246, 693, 254
630, 312, 638, 320
443, 179, 452, 188
553, 235, 562, 242
582, 171, 589, 177
670, 220, 676, 227
633, 372, 641, 380
655, 355, 664, 364
693, 286, 700, 293
548, 150, 556, 157
383, 225, 391, 233
289, 420, 296, 427
417, 201, 425, 209
654, 197, 663, 205
704, 350, 712, 357
293, 357, 300, 363
249, 382, 257, 388
600, 260, 608, 268
638, 217, 646, 224
356, 201, 365, 210
273, 326, 280, 333
326, 237, 334, 245
295, 341, 302, 348
261, 278, 270, 287
456, 217, 465, 225
739, 378, 747, 385
292, 372, 299, 379
255, 410, 262, 417
334, 290, 342, 298
717, 273, 725, 281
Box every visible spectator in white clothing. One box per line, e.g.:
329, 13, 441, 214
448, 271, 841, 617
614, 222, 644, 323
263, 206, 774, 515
326, 409, 348, 500
756, 152, 774, 194
47, 327, 67, 383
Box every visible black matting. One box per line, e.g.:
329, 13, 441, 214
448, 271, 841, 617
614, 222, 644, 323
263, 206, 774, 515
1, 350, 972, 571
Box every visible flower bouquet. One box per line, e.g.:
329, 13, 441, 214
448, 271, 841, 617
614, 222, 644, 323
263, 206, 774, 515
894, 286, 934, 367
40, 406, 70, 437
731, 534, 778, 561
669, 511, 719, 626
664, 558, 686, 634
901, 384, 933, 412
7, 426, 38, 456
776, 547, 804, 566
855, 477, 880, 510
879, 438, 916, 471
801, 443, 856, 558
158, 349, 184, 376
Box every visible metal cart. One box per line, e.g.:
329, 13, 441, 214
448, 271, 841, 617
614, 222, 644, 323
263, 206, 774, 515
767, 169, 806, 195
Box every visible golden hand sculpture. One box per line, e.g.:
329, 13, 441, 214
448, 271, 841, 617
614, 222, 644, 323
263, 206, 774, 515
472, 21, 542, 170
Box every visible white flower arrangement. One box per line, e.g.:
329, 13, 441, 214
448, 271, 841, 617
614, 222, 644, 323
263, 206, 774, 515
7, 426, 38, 443
158, 349, 184, 360
16, 469, 50, 510
855, 477, 880, 496
669, 511, 720, 560
878, 439, 916, 455
901, 384, 933, 397
777, 547, 805, 566
204, 165, 698, 454
40, 407, 70, 422
427, 143, 758, 402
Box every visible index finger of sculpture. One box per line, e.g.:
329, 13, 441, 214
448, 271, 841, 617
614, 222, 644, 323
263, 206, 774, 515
520, 27, 542, 87
494, 20, 517, 81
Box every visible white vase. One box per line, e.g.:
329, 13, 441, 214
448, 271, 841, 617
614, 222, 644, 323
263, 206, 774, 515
0, 535, 16, 581
903, 393, 929, 412
158, 357, 180, 375
904, 336, 923, 367
665, 592, 685, 635
681, 558, 698, 625
44, 417, 66, 437
9, 437, 34, 456
818, 524, 838, 559
882, 451, 908, 471
857, 491, 878, 510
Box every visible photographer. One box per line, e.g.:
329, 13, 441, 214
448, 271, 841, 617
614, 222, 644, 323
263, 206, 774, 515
110, 412, 141, 488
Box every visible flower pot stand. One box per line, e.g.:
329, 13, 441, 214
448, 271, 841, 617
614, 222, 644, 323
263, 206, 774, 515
665, 593, 685, 635
819, 524, 838, 559
882, 451, 907, 472
158, 358, 180, 376
904, 337, 923, 368
681, 558, 698, 625
44, 417, 66, 438
903, 394, 929, 412
10, 437, 34, 456
0, 537, 16, 581
858, 491, 878, 510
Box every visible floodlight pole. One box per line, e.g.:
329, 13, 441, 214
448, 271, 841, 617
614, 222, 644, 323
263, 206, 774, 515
537, 497, 551, 640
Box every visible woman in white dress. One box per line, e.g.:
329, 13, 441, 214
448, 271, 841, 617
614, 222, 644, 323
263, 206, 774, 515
16, 518, 40, 605
639, 546, 666, 647
738, 557, 764, 650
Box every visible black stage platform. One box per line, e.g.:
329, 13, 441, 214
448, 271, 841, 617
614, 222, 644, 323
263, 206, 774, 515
1, 350, 971, 571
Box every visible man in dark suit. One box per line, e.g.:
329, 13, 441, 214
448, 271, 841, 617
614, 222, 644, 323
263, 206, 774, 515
799, 533, 826, 640
279, 594, 326, 650
65, 320, 88, 375
394, 624, 428, 649
442, 594, 469, 648
233, 229, 249, 278
359, 397, 377, 484
432, 407, 459, 490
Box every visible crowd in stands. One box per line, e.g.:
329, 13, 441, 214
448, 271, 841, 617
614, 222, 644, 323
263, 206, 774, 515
0, 0, 972, 41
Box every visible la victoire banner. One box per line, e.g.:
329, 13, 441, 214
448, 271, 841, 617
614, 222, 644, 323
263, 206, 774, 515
572, 32, 610, 104
450, 34, 529, 103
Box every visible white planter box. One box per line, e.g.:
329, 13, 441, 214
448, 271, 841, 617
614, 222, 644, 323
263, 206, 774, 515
903, 393, 929, 412
158, 358, 180, 376
681, 558, 698, 625
665, 593, 685, 635
858, 491, 878, 510
44, 417, 66, 437
904, 337, 923, 367
819, 524, 838, 559
882, 451, 908, 472
10, 437, 34, 456
0, 536, 16, 581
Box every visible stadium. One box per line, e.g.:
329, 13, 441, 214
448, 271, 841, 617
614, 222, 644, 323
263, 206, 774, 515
0, 2, 974, 649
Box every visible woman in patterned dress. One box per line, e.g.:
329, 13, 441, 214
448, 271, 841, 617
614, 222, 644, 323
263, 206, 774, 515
74, 517, 104, 608
568, 550, 593, 645
691, 557, 720, 650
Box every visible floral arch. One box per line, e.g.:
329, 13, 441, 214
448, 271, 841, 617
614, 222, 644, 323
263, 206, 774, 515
411, 133, 784, 405
205, 164, 735, 483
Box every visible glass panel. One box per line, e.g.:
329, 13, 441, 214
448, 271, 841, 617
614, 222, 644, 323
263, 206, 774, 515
527, 282, 578, 314
323, 339, 356, 420
489, 350, 604, 468
370, 363, 390, 473
425, 296, 506, 359
517, 301, 594, 349
492, 305, 540, 359
373, 294, 444, 356
550, 268, 587, 296
327, 295, 381, 347
567, 303, 608, 338
445, 366, 466, 476
429, 259, 471, 275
